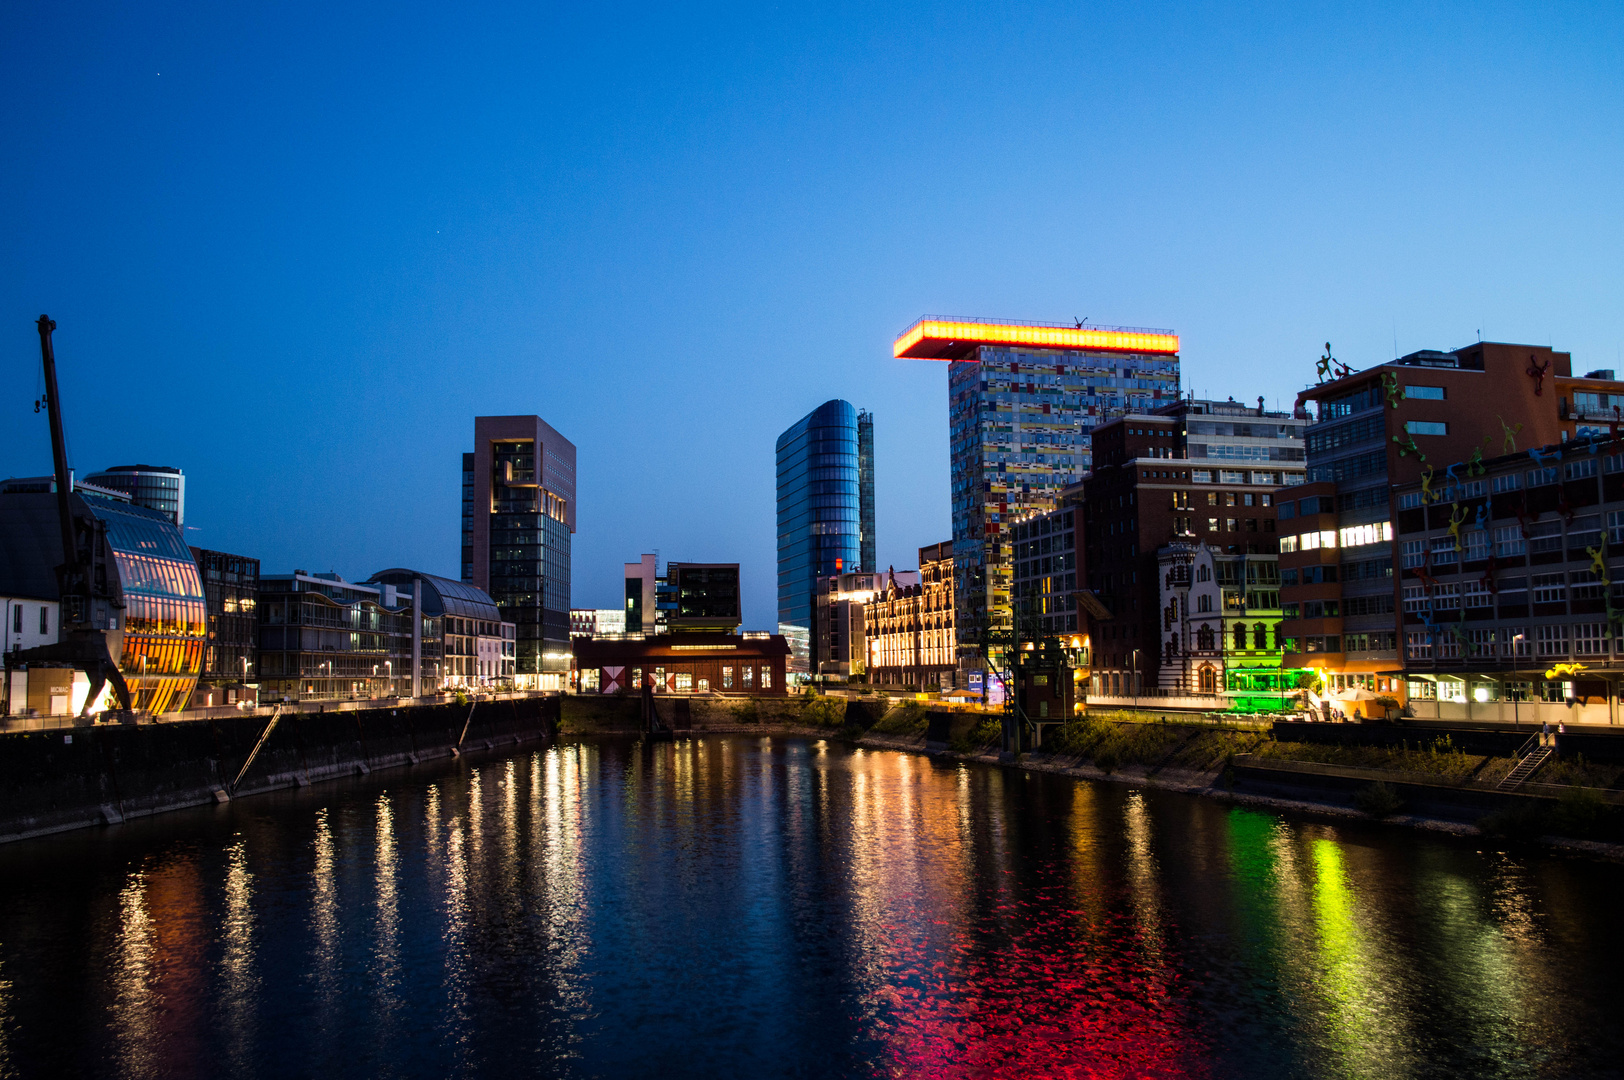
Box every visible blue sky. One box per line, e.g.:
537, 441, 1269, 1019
3, 1, 1620, 629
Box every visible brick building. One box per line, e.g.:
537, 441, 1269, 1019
1280, 341, 1624, 699
1082, 398, 1305, 696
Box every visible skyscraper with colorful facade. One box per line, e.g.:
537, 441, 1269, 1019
894, 317, 1180, 676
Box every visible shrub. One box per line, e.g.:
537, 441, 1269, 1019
801, 696, 847, 728
731, 699, 760, 725
1478, 801, 1549, 841
1094, 748, 1119, 774
453, 690, 470, 708
1549, 786, 1609, 839
870, 700, 927, 736
1354, 781, 1403, 818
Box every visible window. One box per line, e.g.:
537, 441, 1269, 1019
1464, 580, 1492, 608
1407, 631, 1433, 660
1299, 530, 1337, 551
1434, 583, 1460, 611
1528, 521, 1562, 554
722, 666, 733, 689
1402, 585, 1428, 613
1569, 515, 1602, 550
1234, 624, 1247, 649
1206, 492, 1218, 506
1398, 491, 1424, 510
1527, 466, 1558, 487
10, 606, 18, 634
1192, 470, 1212, 483
1439, 633, 1462, 660
1541, 680, 1570, 703
39, 607, 47, 635
1464, 529, 1489, 561
1408, 678, 1437, 699
1467, 629, 1495, 657
1532, 573, 1566, 604
1406, 421, 1448, 436
1575, 624, 1608, 656
1220, 470, 1246, 484
1493, 526, 1526, 558
1197, 594, 1213, 613
742, 666, 753, 688
1571, 569, 1606, 600
1430, 535, 1458, 566
1226, 518, 1239, 532
1404, 385, 1445, 400
1491, 473, 1521, 494
1565, 458, 1597, 480
1500, 628, 1531, 658
1402, 539, 1427, 568
1278, 501, 1296, 521
1283, 472, 1306, 486
1609, 510, 1624, 546
1535, 624, 1568, 657
1207, 517, 1220, 533
760, 668, 772, 689
1339, 522, 1393, 548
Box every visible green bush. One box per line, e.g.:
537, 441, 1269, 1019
731, 699, 760, 725
1549, 786, 1609, 839
870, 700, 927, 736
1094, 748, 1118, 774
1478, 801, 1549, 841
1354, 781, 1403, 818
801, 696, 848, 728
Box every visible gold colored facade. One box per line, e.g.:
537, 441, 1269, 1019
865, 543, 956, 689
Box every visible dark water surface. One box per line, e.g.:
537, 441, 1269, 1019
0, 735, 1620, 1079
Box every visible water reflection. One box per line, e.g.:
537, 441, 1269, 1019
0, 737, 1619, 1079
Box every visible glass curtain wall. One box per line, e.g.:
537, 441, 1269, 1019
93, 498, 206, 712
777, 400, 863, 673
488, 441, 572, 675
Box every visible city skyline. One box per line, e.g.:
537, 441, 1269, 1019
4, 2, 1621, 631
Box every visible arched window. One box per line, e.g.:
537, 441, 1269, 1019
1197, 564, 1211, 582
1254, 622, 1267, 650
1197, 594, 1212, 613
1197, 625, 1215, 651
1169, 633, 1180, 657
1233, 623, 1247, 649
1272, 623, 1282, 650
1199, 666, 1216, 694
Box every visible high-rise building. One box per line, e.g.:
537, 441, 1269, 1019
894, 317, 1180, 675
84, 465, 185, 526
461, 416, 576, 689
1280, 342, 1624, 701
776, 400, 875, 673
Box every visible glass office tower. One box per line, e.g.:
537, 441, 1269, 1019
776, 399, 874, 674
462, 416, 576, 689
84, 465, 185, 526
894, 318, 1180, 676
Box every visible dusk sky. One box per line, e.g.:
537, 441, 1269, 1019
3, 1, 1620, 629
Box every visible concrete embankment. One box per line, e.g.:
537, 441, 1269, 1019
0, 696, 559, 844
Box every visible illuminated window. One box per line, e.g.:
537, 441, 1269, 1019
722, 666, 734, 689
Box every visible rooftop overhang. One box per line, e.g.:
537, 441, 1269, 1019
893, 317, 1179, 361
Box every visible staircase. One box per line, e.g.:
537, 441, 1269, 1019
1497, 737, 1554, 791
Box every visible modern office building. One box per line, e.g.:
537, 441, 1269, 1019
462, 416, 576, 689
1391, 437, 1624, 724
368, 569, 514, 688
0, 488, 205, 713
864, 543, 957, 690
571, 608, 627, 638
894, 317, 1180, 678
84, 465, 185, 526
190, 548, 260, 707
1083, 397, 1306, 695
1279, 342, 1624, 699
776, 400, 874, 673
257, 572, 442, 702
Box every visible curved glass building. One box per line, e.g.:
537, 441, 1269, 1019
776, 400, 874, 673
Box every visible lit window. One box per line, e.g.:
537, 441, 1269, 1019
1406, 421, 1448, 436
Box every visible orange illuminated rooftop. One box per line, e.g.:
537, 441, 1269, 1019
893, 316, 1179, 360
